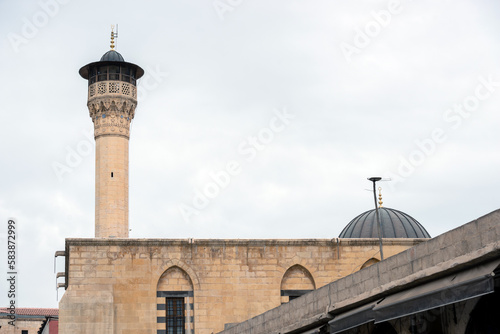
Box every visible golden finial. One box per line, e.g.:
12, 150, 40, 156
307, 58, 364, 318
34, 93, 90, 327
378, 187, 383, 208
110, 25, 115, 50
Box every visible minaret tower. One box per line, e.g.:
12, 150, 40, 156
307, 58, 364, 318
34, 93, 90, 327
79, 27, 144, 238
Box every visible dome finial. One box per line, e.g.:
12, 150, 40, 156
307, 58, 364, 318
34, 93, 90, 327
110, 24, 117, 50
378, 187, 383, 208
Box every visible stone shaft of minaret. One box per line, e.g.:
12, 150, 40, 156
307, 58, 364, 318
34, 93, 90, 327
79, 46, 144, 238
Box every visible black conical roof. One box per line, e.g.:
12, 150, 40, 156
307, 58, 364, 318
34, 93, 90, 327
79, 49, 144, 80
339, 207, 431, 238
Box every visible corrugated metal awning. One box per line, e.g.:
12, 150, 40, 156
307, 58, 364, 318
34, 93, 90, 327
373, 259, 500, 323
328, 299, 382, 334
300, 325, 326, 334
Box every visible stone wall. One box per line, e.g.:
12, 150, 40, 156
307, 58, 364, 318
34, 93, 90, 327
0, 316, 46, 334
58, 238, 421, 334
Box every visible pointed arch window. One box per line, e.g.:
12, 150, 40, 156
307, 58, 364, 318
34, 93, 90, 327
157, 266, 194, 334
280, 264, 316, 304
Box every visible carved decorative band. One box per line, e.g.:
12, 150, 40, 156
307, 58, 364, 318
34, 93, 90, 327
88, 98, 137, 138
88, 81, 137, 99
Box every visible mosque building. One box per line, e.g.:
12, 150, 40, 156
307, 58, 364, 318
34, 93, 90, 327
57, 32, 431, 334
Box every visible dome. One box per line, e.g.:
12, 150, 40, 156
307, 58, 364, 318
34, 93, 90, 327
100, 50, 125, 62
339, 207, 431, 239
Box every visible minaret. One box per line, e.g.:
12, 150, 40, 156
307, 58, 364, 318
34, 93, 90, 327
79, 27, 144, 238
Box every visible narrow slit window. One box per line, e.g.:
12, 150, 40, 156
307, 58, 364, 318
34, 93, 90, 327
111, 172, 114, 178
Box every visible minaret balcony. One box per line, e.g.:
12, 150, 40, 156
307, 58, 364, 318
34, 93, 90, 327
88, 80, 137, 100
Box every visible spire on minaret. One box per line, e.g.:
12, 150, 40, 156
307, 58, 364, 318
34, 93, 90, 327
110, 24, 116, 50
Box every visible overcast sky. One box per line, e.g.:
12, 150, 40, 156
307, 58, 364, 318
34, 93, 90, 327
1, 0, 500, 308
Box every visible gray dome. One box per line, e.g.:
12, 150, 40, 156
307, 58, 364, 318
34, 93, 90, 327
339, 207, 431, 238
100, 50, 124, 62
